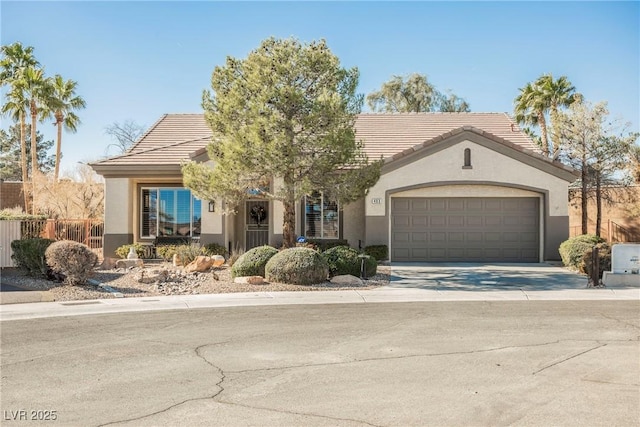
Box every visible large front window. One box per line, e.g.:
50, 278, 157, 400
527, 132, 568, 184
141, 188, 202, 238
304, 191, 339, 239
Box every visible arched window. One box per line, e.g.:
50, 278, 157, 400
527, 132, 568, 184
463, 148, 472, 168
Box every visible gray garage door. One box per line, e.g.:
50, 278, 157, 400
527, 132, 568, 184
391, 197, 539, 262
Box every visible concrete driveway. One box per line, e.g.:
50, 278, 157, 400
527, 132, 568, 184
388, 263, 588, 291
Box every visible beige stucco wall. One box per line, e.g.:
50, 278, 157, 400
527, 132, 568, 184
104, 178, 132, 234
201, 200, 223, 234
366, 140, 569, 217
342, 198, 366, 248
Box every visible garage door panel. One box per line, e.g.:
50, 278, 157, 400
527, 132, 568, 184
412, 232, 427, 242
429, 199, 446, 210
412, 199, 428, 210
485, 216, 502, 226
430, 216, 446, 226
412, 216, 427, 226
391, 197, 539, 262
393, 216, 411, 227
393, 199, 411, 211
393, 232, 410, 242
449, 216, 464, 226
430, 232, 446, 242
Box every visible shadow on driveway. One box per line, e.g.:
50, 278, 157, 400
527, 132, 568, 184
388, 263, 588, 291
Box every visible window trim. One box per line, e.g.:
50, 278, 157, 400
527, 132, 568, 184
304, 191, 340, 240
140, 186, 202, 239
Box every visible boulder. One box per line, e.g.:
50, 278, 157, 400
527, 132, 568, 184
211, 255, 225, 267
115, 259, 143, 269
184, 256, 216, 273
234, 276, 265, 285
330, 274, 363, 286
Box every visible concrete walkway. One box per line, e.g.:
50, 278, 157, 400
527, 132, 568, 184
1, 286, 638, 321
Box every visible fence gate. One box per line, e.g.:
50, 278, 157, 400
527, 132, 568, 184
0, 221, 22, 267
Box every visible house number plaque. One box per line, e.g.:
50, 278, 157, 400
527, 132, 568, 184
371, 198, 382, 204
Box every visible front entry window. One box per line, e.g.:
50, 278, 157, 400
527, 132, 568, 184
141, 188, 201, 238
304, 191, 339, 239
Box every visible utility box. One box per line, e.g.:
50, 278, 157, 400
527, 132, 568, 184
603, 244, 640, 287
611, 244, 640, 274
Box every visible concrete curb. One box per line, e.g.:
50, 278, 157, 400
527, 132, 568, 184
1, 286, 638, 321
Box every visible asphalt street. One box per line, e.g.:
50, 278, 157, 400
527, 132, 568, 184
1, 300, 638, 426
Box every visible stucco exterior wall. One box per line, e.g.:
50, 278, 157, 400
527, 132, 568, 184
361, 139, 573, 261
103, 178, 133, 257
366, 140, 569, 217
342, 198, 366, 248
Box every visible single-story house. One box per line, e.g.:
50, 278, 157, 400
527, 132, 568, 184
90, 113, 578, 262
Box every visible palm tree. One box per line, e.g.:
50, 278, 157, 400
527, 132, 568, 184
513, 74, 577, 158
45, 75, 86, 182
0, 42, 40, 212
538, 74, 578, 158
1, 86, 29, 189
21, 66, 55, 176
514, 82, 550, 156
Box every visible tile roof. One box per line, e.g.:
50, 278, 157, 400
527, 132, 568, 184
91, 112, 538, 169
354, 113, 537, 159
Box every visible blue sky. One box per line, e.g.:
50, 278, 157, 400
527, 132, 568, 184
1, 1, 638, 176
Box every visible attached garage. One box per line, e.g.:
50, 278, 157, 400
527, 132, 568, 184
391, 197, 540, 262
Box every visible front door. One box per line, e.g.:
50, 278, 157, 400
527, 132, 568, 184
245, 200, 269, 249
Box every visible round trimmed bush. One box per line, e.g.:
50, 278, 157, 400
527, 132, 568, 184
231, 245, 278, 278
321, 245, 377, 277
10, 238, 55, 277
265, 247, 329, 285
45, 240, 98, 285
204, 243, 228, 258
559, 234, 604, 270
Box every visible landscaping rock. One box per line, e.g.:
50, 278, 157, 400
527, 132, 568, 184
184, 256, 216, 273
100, 257, 118, 270
211, 255, 225, 267
234, 276, 265, 285
330, 274, 364, 286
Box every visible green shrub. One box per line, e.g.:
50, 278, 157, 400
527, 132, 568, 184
580, 243, 612, 280
231, 245, 278, 278
265, 247, 329, 285
559, 234, 604, 270
321, 245, 377, 277
156, 244, 178, 262
10, 238, 54, 277
0, 211, 46, 221
204, 243, 228, 258
45, 240, 98, 285
364, 245, 388, 261
307, 239, 349, 252
115, 243, 146, 259
174, 244, 206, 266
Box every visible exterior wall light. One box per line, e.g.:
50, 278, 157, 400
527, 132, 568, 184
208, 201, 215, 212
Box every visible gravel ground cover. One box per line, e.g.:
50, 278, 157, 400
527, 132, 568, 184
0, 262, 390, 302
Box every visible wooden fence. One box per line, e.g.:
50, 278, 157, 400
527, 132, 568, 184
569, 219, 640, 243
0, 219, 103, 268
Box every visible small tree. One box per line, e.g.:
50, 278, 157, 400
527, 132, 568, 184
557, 100, 638, 236
0, 123, 54, 181
183, 37, 382, 247
367, 73, 470, 113
104, 120, 145, 155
